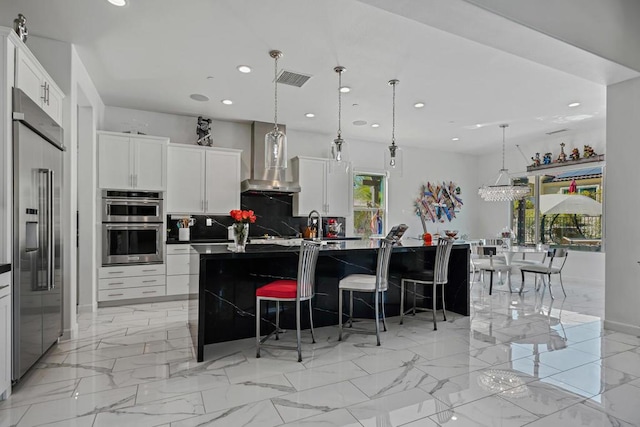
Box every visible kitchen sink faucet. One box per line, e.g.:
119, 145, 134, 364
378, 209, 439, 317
308, 210, 323, 241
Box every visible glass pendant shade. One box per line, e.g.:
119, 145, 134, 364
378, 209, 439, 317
265, 50, 287, 170
265, 129, 287, 170
478, 124, 530, 202
332, 66, 346, 163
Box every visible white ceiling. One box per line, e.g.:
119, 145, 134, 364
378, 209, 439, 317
0, 0, 625, 154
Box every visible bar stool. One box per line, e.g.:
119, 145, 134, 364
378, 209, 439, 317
256, 240, 321, 362
400, 237, 454, 330
338, 238, 394, 346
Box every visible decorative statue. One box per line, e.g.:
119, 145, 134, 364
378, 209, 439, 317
557, 142, 567, 162
543, 153, 552, 165
196, 116, 213, 146
13, 14, 28, 43
531, 152, 541, 167
583, 144, 597, 158
570, 147, 580, 160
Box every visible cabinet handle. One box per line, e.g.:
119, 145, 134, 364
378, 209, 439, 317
0, 294, 9, 300
173, 248, 188, 251
46, 82, 50, 105
107, 282, 124, 286
142, 280, 157, 283
0, 284, 9, 291
142, 290, 157, 294
108, 271, 125, 274
41, 83, 47, 102
142, 269, 158, 272
108, 293, 124, 297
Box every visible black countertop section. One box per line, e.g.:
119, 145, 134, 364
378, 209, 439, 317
167, 239, 232, 245
0, 263, 11, 274
192, 239, 469, 258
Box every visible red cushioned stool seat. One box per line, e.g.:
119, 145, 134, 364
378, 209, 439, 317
256, 279, 297, 299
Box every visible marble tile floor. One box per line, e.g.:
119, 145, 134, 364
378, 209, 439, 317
2, 275, 639, 426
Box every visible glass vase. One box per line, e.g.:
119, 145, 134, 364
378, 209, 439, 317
233, 223, 249, 252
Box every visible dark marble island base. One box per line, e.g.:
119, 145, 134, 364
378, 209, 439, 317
189, 240, 470, 361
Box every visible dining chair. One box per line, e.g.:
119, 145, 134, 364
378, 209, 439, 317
256, 240, 321, 362
519, 248, 568, 298
338, 238, 394, 346
477, 246, 512, 294
399, 237, 454, 330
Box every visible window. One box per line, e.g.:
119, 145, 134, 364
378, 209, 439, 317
353, 172, 387, 237
512, 167, 603, 251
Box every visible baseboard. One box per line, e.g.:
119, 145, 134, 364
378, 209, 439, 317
561, 276, 604, 285
604, 319, 640, 336
98, 294, 190, 308
77, 303, 95, 314
59, 323, 79, 342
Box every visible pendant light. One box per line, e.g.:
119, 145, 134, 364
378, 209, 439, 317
332, 66, 346, 162
388, 79, 400, 167
265, 50, 287, 170
478, 124, 531, 201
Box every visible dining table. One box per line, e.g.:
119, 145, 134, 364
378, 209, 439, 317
498, 245, 548, 290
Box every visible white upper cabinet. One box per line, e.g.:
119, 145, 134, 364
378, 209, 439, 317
292, 156, 351, 217
167, 145, 206, 213
15, 47, 64, 126
98, 131, 168, 191
167, 145, 241, 215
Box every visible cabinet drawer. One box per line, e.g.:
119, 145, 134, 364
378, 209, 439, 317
99, 285, 166, 302
99, 274, 165, 291
166, 275, 194, 295
167, 254, 190, 275
99, 264, 165, 279
166, 245, 194, 255
0, 271, 9, 295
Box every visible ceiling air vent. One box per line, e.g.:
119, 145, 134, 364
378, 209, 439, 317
276, 70, 312, 88
546, 128, 569, 136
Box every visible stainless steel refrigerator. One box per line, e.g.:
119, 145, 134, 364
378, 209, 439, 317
12, 88, 64, 381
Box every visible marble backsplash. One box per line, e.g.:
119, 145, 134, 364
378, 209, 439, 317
167, 192, 345, 240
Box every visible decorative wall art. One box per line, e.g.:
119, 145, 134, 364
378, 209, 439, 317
414, 181, 463, 228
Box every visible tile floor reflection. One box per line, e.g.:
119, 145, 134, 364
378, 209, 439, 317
2, 275, 639, 426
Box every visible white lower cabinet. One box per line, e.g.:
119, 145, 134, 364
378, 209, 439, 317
0, 271, 11, 399
98, 264, 166, 302
166, 245, 198, 296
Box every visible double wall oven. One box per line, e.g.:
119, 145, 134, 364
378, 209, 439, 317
102, 190, 164, 266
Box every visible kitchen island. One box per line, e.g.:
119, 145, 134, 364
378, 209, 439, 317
188, 240, 470, 361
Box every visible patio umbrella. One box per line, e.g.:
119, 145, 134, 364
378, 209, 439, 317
539, 194, 602, 216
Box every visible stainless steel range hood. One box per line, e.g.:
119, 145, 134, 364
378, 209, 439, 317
241, 121, 301, 193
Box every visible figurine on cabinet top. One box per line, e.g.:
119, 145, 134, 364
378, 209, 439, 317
543, 153, 552, 165
531, 152, 541, 167
583, 145, 597, 158
557, 142, 567, 163
570, 147, 580, 161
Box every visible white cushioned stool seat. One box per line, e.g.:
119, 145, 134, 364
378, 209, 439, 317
339, 274, 388, 292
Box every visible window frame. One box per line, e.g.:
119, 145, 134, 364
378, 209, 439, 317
352, 170, 389, 238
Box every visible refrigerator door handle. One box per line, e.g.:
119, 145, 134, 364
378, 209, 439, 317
48, 169, 55, 290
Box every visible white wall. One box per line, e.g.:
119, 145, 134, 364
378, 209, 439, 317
605, 76, 640, 335
102, 107, 480, 239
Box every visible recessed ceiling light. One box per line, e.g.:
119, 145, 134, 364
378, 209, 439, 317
339, 86, 351, 93
414, 102, 425, 108
452, 137, 459, 141
221, 99, 233, 105
353, 120, 367, 126
568, 102, 581, 107
305, 113, 315, 118
107, 0, 127, 6
190, 94, 209, 102
237, 65, 252, 73
371, 123, 380, 128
